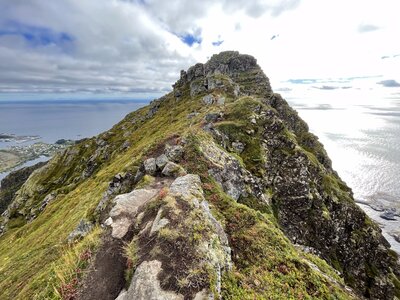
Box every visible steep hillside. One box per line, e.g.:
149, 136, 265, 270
0, 51, 398, 300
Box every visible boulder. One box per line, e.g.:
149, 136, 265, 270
144, 158, 157, 175
202, 94, 214, 105
231, 141, 245, 153
67, 219, 93, 243
165, 145, 183, 161
155, 154, 169, 170
204, 113, 222, 123
161, 162, 186, 177
122, 260, 184, 300
107, 188, 159, 238
149, 208, 169, 235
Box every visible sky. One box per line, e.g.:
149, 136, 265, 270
0, 0, 399, 101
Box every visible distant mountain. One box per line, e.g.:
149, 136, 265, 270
0, 51, 399, 299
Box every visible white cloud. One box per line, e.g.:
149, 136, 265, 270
0, 0, 399, 99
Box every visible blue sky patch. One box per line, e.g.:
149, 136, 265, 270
212, 40, 224, 46
180, 33, 202, 46
0, 20, 73, 48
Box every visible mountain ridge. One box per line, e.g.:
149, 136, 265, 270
0, 51, 399, 299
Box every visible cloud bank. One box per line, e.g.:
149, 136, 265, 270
0, 0, 399, 99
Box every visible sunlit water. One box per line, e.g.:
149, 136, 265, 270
286, 88, 400, 253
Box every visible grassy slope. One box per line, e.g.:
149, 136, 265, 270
0, 83, 356, 299
0, 88, 208, 298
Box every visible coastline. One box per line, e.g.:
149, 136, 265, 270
355, 199, 400, 254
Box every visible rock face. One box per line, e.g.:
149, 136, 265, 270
106, 188, 160, 238
1, 51, 399, 299
67, 219, 93, 243
122, 260, 184, 300
0, 162, 46, 215
118, 174, 231, 300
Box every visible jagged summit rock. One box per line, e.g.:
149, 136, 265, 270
173, 51, 272, 98
0, 51, 399, 300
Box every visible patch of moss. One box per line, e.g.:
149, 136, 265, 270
123, 237, 138, 286
7, 215, 26, 229
206, 182, 353, 299
136, 175, 155, 189
321, 173, 352, 203
391, 274, 400, 298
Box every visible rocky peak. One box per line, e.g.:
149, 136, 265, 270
173, 51, 272, 98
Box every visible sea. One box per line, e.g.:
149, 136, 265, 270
0, 99, 147, 180
0, 94, 399, 253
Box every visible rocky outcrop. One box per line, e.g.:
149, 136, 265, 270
122, 260, 184, 300
116, 174, 231, 299
105, 188, 160, 239
173, 51, 272, 100
67, 219, 93, 243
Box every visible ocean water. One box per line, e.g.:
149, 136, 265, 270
286, 89, 400, 253
0, 99, 147, 180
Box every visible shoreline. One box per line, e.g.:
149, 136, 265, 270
355, 199, 400, 254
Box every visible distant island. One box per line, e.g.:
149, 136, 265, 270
0, 133, 40, 143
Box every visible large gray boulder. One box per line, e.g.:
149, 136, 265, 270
122, 260, 184, 300
105, 188, 159, 238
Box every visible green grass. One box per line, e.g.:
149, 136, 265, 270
181, 136, 354, 299
0, 84, 219, 298
208, 181, 353, 299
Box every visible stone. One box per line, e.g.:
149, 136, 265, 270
187, 112, 199, 119
121, 141, 131, 150
193, 289, 214, 300
390, 232, 400, 243
67, 219, 93, 243
202, 94, 215, 105
123, 260, 184, 300
169, 174, 204, 202
174, 89, 182, 98
143, 158, 156, 175
107, 188, 159, 238
39, 192, 56, 212
187, 63, 204, 81
380, 210, 397, 220
205, 113, 222, 123
216, 96, 225, 105
161, 162, 186, 177
150, 208, 170, 235
165, 145, 183, 161
190, 79, 207, 97
115, 289, 128, 300
231, 141, 245, 153
134, 169, 144, 183
201, 200, 231, 270
155, 154, 169, 170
